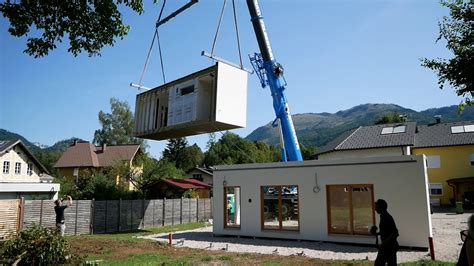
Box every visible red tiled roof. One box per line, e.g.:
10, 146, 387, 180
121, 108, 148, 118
162, 178, 211, 189
54, 142, 140, 168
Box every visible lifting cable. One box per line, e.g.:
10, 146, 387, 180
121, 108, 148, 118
138, 0, 167, 87
210, 0, 243, 68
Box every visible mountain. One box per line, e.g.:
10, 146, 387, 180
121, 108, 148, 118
0, 129, 41, 153
43, 138, 83, 153
246, 104, 474, 148
0, 129, 83, 153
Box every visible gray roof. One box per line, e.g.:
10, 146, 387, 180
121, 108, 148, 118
415, 120, 474, 148
0, 140, 17, 152
314, 121, 474, 157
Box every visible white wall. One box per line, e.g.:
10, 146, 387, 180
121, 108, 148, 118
318, 147, 407, 160
213, 155, 431, 248
1, 144, 41, 182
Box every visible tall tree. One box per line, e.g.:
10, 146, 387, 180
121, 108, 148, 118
421, 0, 473, 109
162, 137, 203, 172
93, 98, 144, 146
0, 1, 144, 57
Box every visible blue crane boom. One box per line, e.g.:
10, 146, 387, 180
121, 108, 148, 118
246, 0, 303, 161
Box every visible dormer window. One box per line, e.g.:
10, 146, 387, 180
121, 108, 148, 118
451, 124, 474, 133
381, 125, 406, 135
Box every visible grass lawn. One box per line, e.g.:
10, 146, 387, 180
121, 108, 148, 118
67, 223, 455, 265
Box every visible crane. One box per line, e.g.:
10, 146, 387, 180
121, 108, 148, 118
247, 0, 303, 161
138, 0, 303, 162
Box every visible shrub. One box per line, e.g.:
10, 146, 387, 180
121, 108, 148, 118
1, 224, 81, 265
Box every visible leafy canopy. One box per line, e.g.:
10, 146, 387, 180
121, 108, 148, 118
0, 1, 144, 57
93, 98, 145, 147
421, 0, 474, 109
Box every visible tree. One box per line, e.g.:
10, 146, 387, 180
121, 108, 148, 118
421, 0, 473, 109
0, 1, 144, 57
374, 113, 404, 125
93, 98, 144, 147
203, 132, 280, 166
110, 155, 184, 196
162, 137, 203, 172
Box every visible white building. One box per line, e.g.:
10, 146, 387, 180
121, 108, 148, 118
213, 155, 432, 249
0, 140, 60, 200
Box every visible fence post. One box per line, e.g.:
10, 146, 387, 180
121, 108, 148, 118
17, 197, 25, 232
90, 199, 95, 235
39, 199, 44, 226
162, 198, 166, 226
180, 198, 183, 224
189, 199, 191, 223
130, 200, 133, 231
171, 199, 174, 225
210, 197, 213, 219
105, 200, 108, 233
142, 198, 145, 229
118, 199, 122, 232
152, 200, 156, 227
196, 198, 199, 222
74, 200, 79, 235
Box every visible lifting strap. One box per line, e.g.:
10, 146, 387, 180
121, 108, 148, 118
210, 0, 244, 69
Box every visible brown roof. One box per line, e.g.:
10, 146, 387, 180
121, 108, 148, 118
54, 142, 140, 168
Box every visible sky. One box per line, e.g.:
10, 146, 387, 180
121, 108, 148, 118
0, 0, 463, 159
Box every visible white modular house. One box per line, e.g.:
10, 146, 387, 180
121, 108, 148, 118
134, 62, 248, 140
0, 140, 60, 200
213, 155, 432, 249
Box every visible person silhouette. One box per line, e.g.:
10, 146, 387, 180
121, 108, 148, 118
371, 199, 399, 266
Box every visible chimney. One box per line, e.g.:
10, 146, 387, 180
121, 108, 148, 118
73, 139, 78, 146
102, 143, 107, 153
434, 115, 442, 124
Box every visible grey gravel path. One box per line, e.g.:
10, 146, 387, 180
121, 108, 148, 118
141, 212, 472, 263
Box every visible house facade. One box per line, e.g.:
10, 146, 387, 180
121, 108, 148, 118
187, 167, 213, 185
0, 140, 60, 200
213, 156, 432, 249
54, 140, 142, 190
314, 120, 474, 206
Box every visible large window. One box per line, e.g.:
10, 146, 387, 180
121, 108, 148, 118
224, 187, 241, 228
327, 184, 374, 235
429, 183, 443, 196
261, 185, 299, 231
2, 161, 10, 174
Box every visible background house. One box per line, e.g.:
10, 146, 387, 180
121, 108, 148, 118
313, 120, 474, 206
146, 178, 211, 199
187, 167, 213, 185
0, 140, 59, 199
54, 140, 141, 190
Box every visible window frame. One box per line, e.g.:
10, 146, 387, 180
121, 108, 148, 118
426, 155, 441, 169
260, 185, 300, 232
224, 186, 241, 229
2, 161, 10, 174
326, 184, 375, 236
470, 154, 474, 167
27, 162, 33, 176
429, 183, 443, 196
14, 162, 21, 175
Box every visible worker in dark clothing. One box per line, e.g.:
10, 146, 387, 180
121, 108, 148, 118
370, 199, 399, 266
54, 195, 72, 236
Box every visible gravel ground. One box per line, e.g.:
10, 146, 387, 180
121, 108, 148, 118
142, 212, 472, 263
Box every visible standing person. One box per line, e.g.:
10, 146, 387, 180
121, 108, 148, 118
54, 195, 72, 237
371, 199, 399, 266
458, 214, 474, 266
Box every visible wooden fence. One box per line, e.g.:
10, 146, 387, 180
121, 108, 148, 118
0, 198, 212, 238
0, 199, 24, 239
